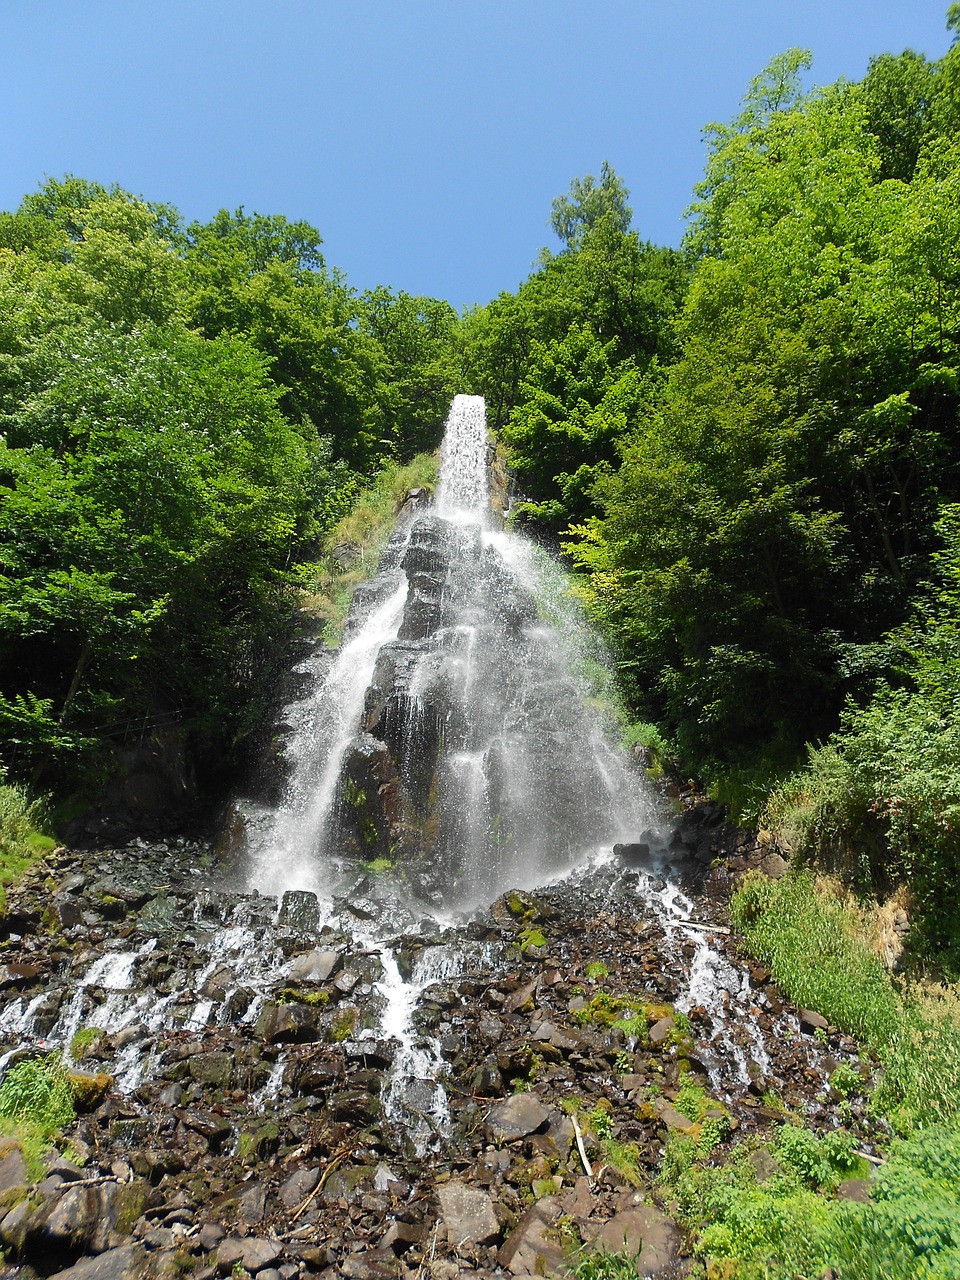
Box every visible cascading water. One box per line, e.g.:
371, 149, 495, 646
247, 393, 664, 911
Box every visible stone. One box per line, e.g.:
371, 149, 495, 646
0, 1145, 30, 1196
485, 1094, 549, 1142
279, 1166, 320, 1208
27, 1178, 150, 1258
278, 890, 320, 933
498, 1196, 567, 1276
799, 1009, 830, 1034
255, 1001, 320, 1044
188, 1052, 233, 1088
594, 1205, 680, 1274
47, 1244, 151, 1280
287, 949, 341, 983
613, 843, 651, 866
197, 1223, 225, 1250
658, 1106, 696, 1134
339, 1249, 400, 1280
436, 1179, 500, 1247
836, 1178, 872, 1203
216, 1236, 283, 1274
762, 852, 789, 879
68, 1071, 114, 1111
379, 1220, 427, 1253
648, 1015, 675, 1045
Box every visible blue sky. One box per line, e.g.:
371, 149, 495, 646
0, 2, 952, 309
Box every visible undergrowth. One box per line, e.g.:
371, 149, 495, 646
732, 871, 960, 1132
0, 1054, 76, 1178
296, 451, 439, 644
673, 869, 960, 1277
0, 770, 55, 913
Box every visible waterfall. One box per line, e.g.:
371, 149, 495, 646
247, 392, 664, 909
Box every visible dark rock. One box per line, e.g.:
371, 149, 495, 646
612, 843, 651, 866
47, 1243, 151, 1280
188, 1052, 233, 1088
485, 1094, 549, 1142
255, 1001, 320, 1044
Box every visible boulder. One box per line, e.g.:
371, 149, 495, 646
593, 1205, 680, 1275
498, 1196, 567, 1276
485, 1094, 549, 1142
436, 1179, 500, 1247
47, 1244, 151, 1280
216, 1236, 283, 1274
287, 949, 341, 983
255, 1001, 320, 1044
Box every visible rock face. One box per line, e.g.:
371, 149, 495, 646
327, 513, 658, 906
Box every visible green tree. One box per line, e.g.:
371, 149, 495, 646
550, 161, 632, 250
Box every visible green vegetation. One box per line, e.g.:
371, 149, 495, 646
301, 450, 439, 644
732, 871, 960, 1132
0, 178, 457, 803
0, 1054, 76, 1177
0, 771, 55, 911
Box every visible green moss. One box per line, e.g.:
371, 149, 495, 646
278, 987, 329, 1007
518, 926, 547, 954
68, 1027, 103, 1059
332, 1009, 357, 1042
584, 961, 609, 982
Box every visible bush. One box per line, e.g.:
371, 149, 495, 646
0, 770, 55, 911
732, 871, 960, 1131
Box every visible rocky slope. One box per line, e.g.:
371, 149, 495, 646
0, 827, 875, 1280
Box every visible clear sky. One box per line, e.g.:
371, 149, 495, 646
0, 2, 953, 309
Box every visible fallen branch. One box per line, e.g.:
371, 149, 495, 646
571, 1114, 593, 1182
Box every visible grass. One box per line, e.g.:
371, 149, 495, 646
731, 870, 960, 1132
0, 771, 56, 914
296, 451, 439, 645
0, 1054, 76, 1179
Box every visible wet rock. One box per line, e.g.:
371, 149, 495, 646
485, 1094, 549, 1142
648, 1015, 675, 1046
278, 890, 320, 933
287, 949, 341, 983
255, 1001, 320, 1044
436, 1179, 500, 1247
612, 843, 650, 866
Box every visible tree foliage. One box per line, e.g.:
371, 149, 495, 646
0, 178, 459, 796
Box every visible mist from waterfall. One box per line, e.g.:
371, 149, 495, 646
246, 393, 663, 910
